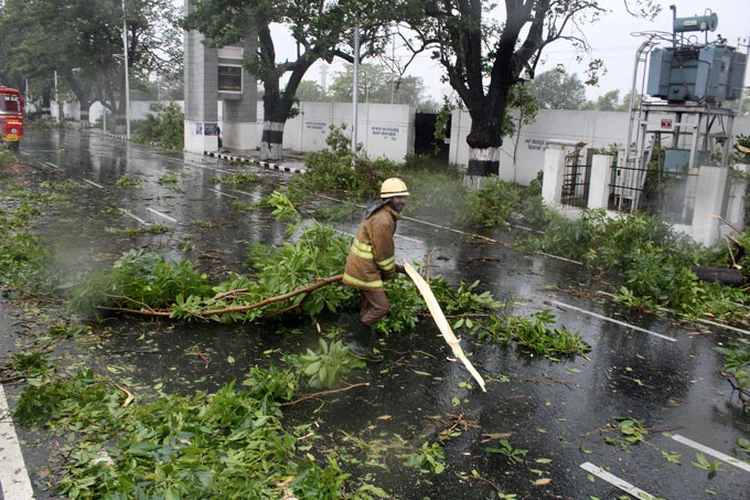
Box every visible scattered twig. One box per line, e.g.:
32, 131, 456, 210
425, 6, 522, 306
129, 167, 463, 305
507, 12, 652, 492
103, 294, 158, 313
0, 374, 26, 384
212, 288, 250, 301
280, 382, 369, 406
466, 473, 501, 492
96, 305, 171, 316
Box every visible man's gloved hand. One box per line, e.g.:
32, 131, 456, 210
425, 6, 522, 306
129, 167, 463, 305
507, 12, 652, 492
395, 264, 406, 275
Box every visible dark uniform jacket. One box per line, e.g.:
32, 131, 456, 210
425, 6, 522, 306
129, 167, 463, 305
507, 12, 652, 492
343, 204, 400, 290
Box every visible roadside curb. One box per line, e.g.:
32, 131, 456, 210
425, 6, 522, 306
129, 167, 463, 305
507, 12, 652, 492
205, 151, 306, 174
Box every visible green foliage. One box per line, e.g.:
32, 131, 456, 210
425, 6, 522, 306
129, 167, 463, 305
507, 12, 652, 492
607, 417, 648, 449
516, 209, 746, 320
68, 250, 213, 316
157, 173, 179, 185
485, 439, 528, 464
0, 231, 56, 293
310, 200, 360, 222
250, 220, 356, 318
375, 276, 424, 334
458, 176, 519, 228
133, 100, 185, 150
15, 369, 125, 431
287, 338, 365, 388
16, 370, 374, 499
115, 174, 144, 189
716, 339, 750, 403
289, 125, 397, 202
691, 453, 724, 472
473, 309, 591, 358
10, 350, 54, 377
401, 442, 446, 474
431, 278, 503, 314
241, 365, 298, 402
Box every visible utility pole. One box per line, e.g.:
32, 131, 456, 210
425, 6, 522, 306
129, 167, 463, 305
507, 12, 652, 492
122, 0, 131, 139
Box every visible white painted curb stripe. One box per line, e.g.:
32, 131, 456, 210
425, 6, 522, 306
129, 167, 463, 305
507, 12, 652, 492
550, 299, 677, 342
119, 208, 149, 225
82, 179, 104, 189
580, 462, 656, 499
208, 188, 238, 199
146, 208, 178, 224
0, 385, 34, 499
672, 434, 750, 472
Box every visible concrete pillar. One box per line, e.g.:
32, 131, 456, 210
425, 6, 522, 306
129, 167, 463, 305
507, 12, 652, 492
726, 163, 749, 232
587, 154, 613, 209
221, 35, 258, 151
691, 165, 729, 246
183, 0, 218, 153
542, 148, 566, 207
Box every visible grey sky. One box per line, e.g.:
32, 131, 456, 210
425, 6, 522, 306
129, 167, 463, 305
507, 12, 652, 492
290, 0, 749, 104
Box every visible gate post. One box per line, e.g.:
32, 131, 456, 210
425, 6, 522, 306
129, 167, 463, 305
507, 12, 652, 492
726, 164, 749, 232
542, 148, 566, 207
691, 165, 729, 246
588, 154, 613, 209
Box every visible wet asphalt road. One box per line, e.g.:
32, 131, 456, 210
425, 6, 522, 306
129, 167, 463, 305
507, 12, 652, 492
2, 127, 750, 499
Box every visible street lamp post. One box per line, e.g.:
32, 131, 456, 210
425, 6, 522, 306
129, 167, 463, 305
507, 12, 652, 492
122, 0, 131, 139
352, 25, 359, 158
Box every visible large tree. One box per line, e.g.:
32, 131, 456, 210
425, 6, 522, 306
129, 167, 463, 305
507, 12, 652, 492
328, 63, 426, 105
0, 0, 181, 123
183, 0, 394, 160
399, 0, 659, 188
530, 68, 586, 110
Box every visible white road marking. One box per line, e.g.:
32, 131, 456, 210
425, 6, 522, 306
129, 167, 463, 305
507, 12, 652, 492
0, 385, 34, 499
232, 189, 256, 197
550, 299, 677, 342
672, 434, 750, 472
82, 179, 104, 189
43, 161, 62, 170
146, 207, 178, 224
580, 462, 657, 499
119, 208, 149, 225
208, 188, 238, 199
695, 317, 750, 337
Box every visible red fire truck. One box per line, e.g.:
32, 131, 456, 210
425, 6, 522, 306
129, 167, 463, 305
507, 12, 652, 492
0, 84, 24, 150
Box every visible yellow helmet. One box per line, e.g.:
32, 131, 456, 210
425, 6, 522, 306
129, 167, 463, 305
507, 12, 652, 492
380, 177, 410, 198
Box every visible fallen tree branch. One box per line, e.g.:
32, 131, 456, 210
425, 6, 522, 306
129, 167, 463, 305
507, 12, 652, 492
280, 382, 370, 406
96, 275, 344, 319
201, 275, 343, 316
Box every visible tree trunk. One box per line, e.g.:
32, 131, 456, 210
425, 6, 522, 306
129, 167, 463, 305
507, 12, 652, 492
465, 147, 502, 190
260, 121, 285, 161
464, 107, 505, 189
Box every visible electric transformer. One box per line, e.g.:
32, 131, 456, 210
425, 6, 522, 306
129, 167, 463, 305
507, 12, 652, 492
647, 45, 746, 103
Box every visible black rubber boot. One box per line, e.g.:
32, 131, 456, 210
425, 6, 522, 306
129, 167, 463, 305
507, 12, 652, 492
344, 316, 383, 363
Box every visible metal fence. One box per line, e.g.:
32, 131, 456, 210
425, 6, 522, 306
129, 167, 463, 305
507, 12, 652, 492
560, 150, 591, 209
608, 148, 699, 224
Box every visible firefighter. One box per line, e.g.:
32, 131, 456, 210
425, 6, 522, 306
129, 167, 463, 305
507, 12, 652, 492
342, 177, 409, 362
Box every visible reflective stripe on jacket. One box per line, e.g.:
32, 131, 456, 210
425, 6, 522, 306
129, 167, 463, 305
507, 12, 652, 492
343, 204, 400, 290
